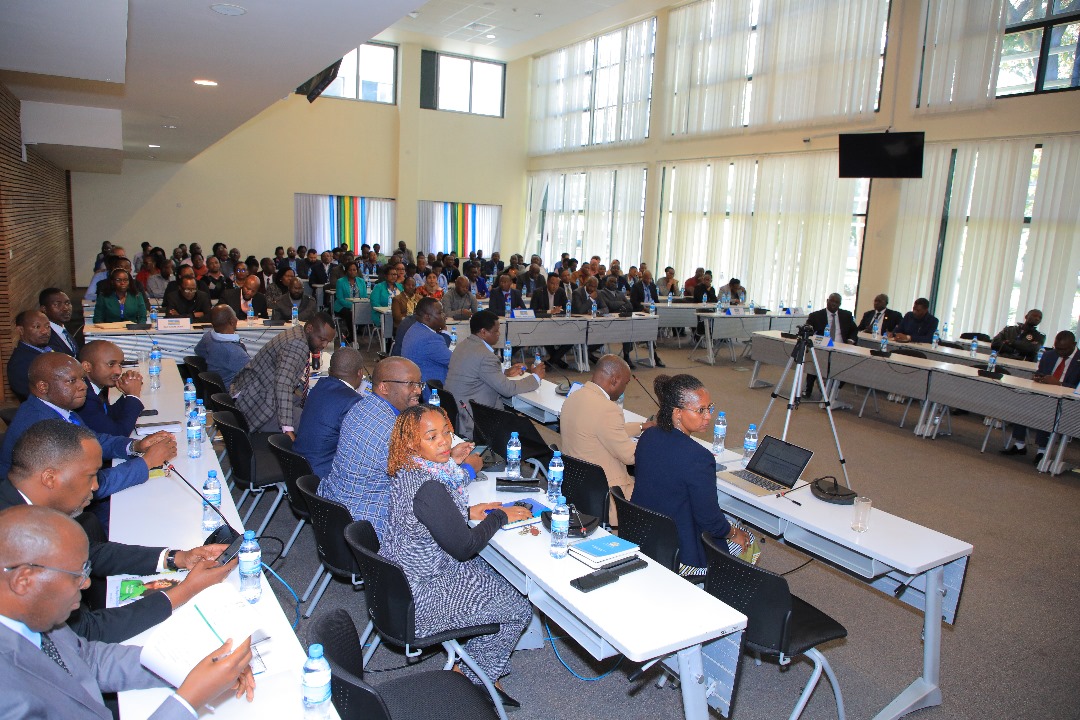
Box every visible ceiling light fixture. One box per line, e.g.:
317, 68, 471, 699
535, 12, 542, 18
162, 124, 177, 129
407, 11, 420, 19
194, 79, 218, 86
486, 34, 496, 39
148, 144, 160, 148
210, 3, 246, 16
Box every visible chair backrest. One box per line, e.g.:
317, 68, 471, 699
435, 386, 459, 433
183, 355, 208, 390
207, 392, 247, 432
212, 411, 255, 488
701, 532, 792, 654
343, 521, 418, 646
561, 455, 610, 525
894, 348, 927, 359
198, 371, 228, 398
960, 332, 992, 342
469, 401, 554, 466
295, 475, 362, 578
310, 608, 392, 720
610, 488, 679, 571
267, 434, 314, 519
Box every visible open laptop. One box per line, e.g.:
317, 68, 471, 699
717, 435, 813, 496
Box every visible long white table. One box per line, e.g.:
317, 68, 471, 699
855, 335, 1037, 379
110, 360, 333, 719
695, 311, 805, 364
86, 321, 287, 361
469, 475, 747, 719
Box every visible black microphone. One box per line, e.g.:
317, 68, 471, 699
553, 371, 573, 396
776, 481, 813, 499
164, 462, 241, 544
310, 351, 321, 372
631, 373, 660, 407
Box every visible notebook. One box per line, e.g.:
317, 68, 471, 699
717, 435, 812, 496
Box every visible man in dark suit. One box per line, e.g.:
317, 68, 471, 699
1001, 330, 1080, 464
530, 274, 572, 369
599, 276, 638, 368
487, 274, 526, 317
400, 298, 453, 384
0, 353, 176, 504
40, 288, 81, 356
628, 270, 665, 368
162, 277, 212, 320
220, 275, 269, 320
890, 298, 939, 344
0, 504, 254, 719
858, 293, 903, 335
75, 341, 144, 437
0, 421, 231, 642
805, 293, 858, 399
294, 348, 365, 479
481, 251, 505, 277
516, 264, 544, 297
7, 310, 54, 401
296, 248, 318, 279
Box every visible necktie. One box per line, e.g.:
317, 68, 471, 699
67, 413, 83, 427
1053, 358, 1066, 381
62, 329, 76, 353
830, 313, 838, 343
100, 387, 110, 414
40, 633, 70, 674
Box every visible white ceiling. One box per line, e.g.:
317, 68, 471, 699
0, 0, 627, 173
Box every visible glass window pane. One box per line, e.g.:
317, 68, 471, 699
438, 55, 472, 112
325, 48, 358, 99
471, 61, 504, 116
996, 28, 1044, 95
358, 44, 395, 103
1044, 22, 1079, 90
1007, 0, 1048, 26
1053, 0, 1079, 15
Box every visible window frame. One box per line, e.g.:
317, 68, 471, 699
420, 50, 506, 118
996, 4, 1080, 97
322, 42, 398, 105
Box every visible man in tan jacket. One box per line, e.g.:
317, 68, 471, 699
559, 355, 654, 526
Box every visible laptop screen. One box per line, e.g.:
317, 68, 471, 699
745, 435, 812, 488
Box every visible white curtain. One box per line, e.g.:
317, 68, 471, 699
366, 198, 395, 249
294, 193, 395, 252
915, 0, 1007, 113
529, 19, 654, 154
524, 174, 552, 258
888, 143, 955, 305
667, 0, 756, 136
936, 140, 1034, 335
1018, 136, 1080, 335
415, 201, 502, 257
294, 194, 331, 251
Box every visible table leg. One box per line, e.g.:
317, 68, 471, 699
1048, 433, 1069, 475
914, 402, 933, 437
676, 644, 710, 720
872, 565, 943, 720
704, 317, 716, 365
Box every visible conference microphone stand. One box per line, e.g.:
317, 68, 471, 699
758, 325, 851, 487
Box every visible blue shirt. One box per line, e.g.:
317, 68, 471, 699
193, 330, 250, 388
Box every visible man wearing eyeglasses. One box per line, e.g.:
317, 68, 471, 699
320, 357, 481, 541
0, 505, 256, 719
0, 420, 231, 642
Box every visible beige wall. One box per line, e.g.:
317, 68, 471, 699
71, 42, 528, 286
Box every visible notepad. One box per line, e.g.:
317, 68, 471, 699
568, 535, 640, 568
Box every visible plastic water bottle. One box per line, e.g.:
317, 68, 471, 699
712, 412, 727, 459
806, 300, 813, 315
502, 338, 512, 371
590, 298, 597, 318
715, 296, 723, 314
246, 305, 255, 327
942, 322, 950, 339
428, 385, 441, 408
196, 399, 208, 444
565, 299, 573, 316
547, 451, 564, 506
148, 341, 162, 391
743, 424, 758, 468
534, 350, 542, 368
149, 305, 158, 326
721, 291, 730, 311
1037, 347, 1045, 364
872, 321, 880, 339
969, 338, 978, 358
238, 531, 262, 603
549, 495, 569, 559
880, 335, 889, 353
823, 325, 832, 347
183, 379, 196, 411
449, 326, 457, 352
987, 351, 998, 373
186, 410, 202, 459
291, 303, 299, 326
301, 644, 332, 718
931, 330, 940, 349
648, 300, 656, 315
505, 432, 521, 479
748, 300, 755, 312
201, 470, 221, 533
617, 392, 625, 409
667, 291, 673, 306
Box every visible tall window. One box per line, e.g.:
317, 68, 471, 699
417, 201, 502, 256
294, 194, 395, 253
996, 0, 1080, 96
666, 0, 890, 136
524, 166, 647, 267
529, 18, 656, 154
323, 43, 397, 104
420, 51, 505, 117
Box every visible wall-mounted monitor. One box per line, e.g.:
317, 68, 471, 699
838, 132, 925, 178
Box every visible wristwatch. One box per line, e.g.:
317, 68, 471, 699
165, 550, 180, 571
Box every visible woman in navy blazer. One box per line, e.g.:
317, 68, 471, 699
633, 374, 752, 577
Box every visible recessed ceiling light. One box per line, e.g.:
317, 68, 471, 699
407, 10, 419, 19
535, 12, 542, 18
162, 124, 177, 129
210, 3, 246, 16
194, 79, 218, 86
148, 155, 157, 160
148, 144, 160, 148
486, 34, 496, 39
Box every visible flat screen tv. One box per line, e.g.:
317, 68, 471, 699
295, 60, 342, 103
838, 132, 924, 178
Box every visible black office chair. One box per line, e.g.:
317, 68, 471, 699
0, 407, 17, 428
311, 608, 499, 720
294, 476, 365, 619
469, 401, 554, 477
343, 523, 510, 720
959, 332, 992, 343
266, 434, 314, 558
561, 455, 610, 528
702, 533, 847, 720
183, 355, 207, 391
213, 410, 285, 536
435, 386, 459, 434
198, 371, 228, 400
609, 486, 679, 572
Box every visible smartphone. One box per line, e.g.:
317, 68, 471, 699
139, 409, 159, 417
215, 534, 246, 566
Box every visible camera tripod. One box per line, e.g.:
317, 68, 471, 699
759, 325, 851, 487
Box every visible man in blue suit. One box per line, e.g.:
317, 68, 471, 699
1001, 330, 1080, 464
400, 297, 452, 384
75, 341, 144, 437
294, 348, 365, 479
0, 354, 176, 514
6, 310, 53, 401
40, 288, 81, 356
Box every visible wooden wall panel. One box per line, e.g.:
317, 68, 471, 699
0, 81, 74, 404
